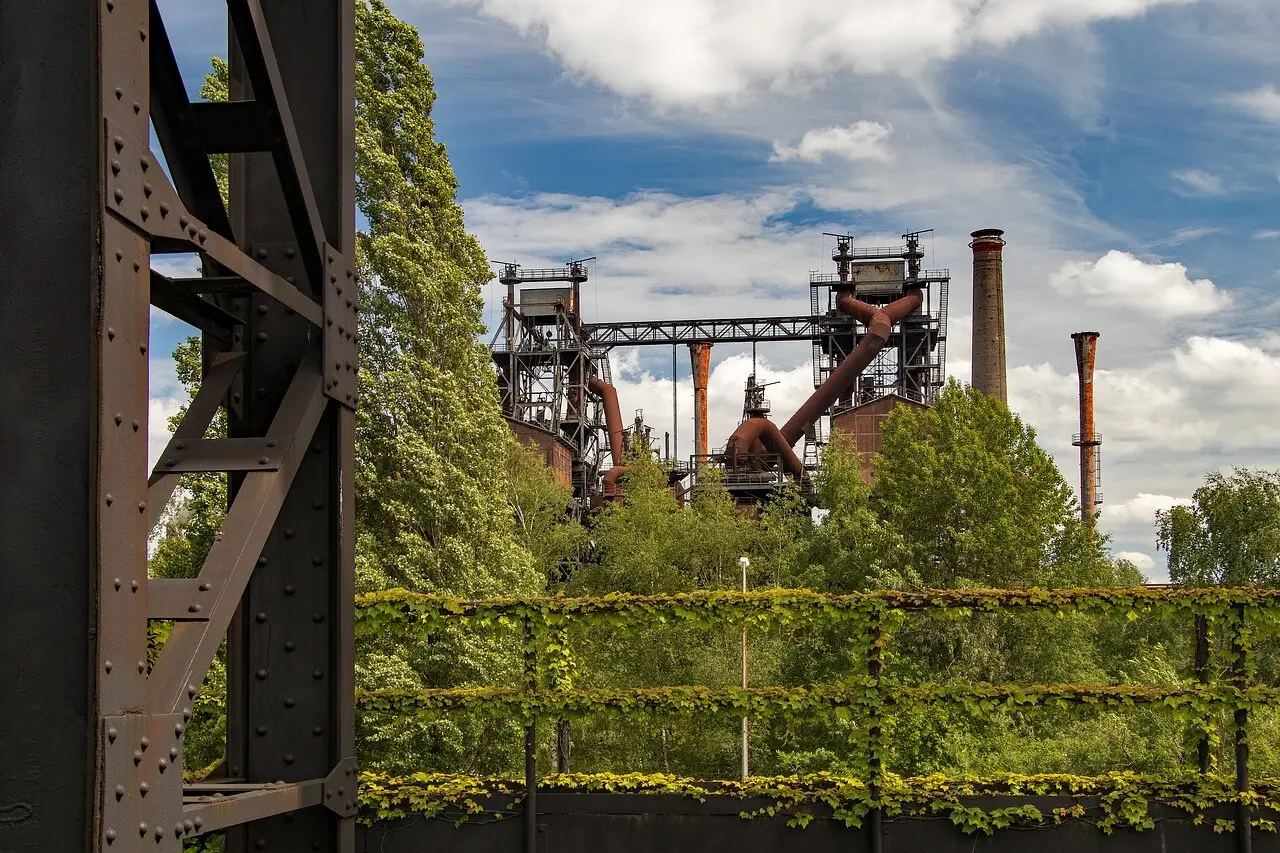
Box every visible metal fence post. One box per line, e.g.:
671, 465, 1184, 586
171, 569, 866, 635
1232, 605, 1251, 853
1196, 613, 1211, 773
867, 607, 884, 853
524, 615, 538, 853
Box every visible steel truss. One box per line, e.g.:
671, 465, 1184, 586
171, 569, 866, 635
1, 1, 356, 851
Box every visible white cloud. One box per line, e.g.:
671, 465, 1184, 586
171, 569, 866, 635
1255, 229, 1280, 240
771, 122, 894, 164
457, 0, 1194, 106
1114, 550, 1156, 571
148, 356, 188, 471
1234, 84, 1280, 123
1151, 226, 1225, 246
1048, 250, 1230, 318
1170, 169, 1227, 197
1104, 493, 1193, 526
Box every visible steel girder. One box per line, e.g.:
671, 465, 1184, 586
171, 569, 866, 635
0, 1, 355, 851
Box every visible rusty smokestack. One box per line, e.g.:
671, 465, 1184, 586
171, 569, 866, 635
970, 229, 1007, 403
689, 343, 712, 460
1071, 332, 1101, 527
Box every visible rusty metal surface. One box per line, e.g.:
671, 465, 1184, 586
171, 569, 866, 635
970, 229, 1007, 404
690, 343, 712, 460
1071, 332, 1101, 525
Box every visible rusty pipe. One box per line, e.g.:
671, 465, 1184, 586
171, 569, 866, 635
778, 287, 923, 445
724, 417, 806, 480
588, 376, 625, 467
836, 291, 878, 325
602, 464, 628, 499
1071, 332, 1100, 527
689, 343, 712, 460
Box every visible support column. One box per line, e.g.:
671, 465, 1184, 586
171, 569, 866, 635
689, 343, 712, 461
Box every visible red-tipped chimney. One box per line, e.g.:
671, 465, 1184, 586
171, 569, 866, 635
970, 229, 1007, 403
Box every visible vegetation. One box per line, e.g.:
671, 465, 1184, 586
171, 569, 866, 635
147, 0, 1280, 839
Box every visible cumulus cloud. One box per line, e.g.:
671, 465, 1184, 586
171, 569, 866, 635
771, 122, 894, 164
457, 0, 1193, 105
1234, 84, 1280, 123
1114, 550, 1156, 572
1170, 169, 1227, 197
1104, 493, 1193, 526
1048, 250, 1230, 318
148, 357, 188, 471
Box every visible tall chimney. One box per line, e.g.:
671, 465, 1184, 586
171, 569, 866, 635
970, 229, 1007, 403
689, 343, 712, 461
1071, 332, 1101, 527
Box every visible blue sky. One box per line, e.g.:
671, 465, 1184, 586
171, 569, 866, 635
154, 0, 1280, 579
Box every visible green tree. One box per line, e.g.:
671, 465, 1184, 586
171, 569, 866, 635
507, 440, 588, 587
1157, 468, 1280, 587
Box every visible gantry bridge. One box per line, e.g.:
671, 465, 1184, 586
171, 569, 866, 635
1, 3, 1276, 852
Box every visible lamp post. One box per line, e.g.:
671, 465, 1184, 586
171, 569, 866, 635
739, 555, 750, 781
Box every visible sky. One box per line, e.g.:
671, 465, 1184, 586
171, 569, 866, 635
152, 0, 1280, 581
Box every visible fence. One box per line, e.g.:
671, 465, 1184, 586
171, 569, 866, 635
351, 586, 1280, 847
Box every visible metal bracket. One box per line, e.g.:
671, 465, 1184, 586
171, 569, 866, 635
101, 714, 187, 851
322, 244, 358, 409
154, 437, 284, 473
322, 757, 359, 818
147, 580, 215, 622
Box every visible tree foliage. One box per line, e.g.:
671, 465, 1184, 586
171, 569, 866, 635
1157, 469, 1280, 587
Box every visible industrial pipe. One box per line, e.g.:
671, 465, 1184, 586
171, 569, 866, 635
835, 291, 878, 325
724, 418, 806, 480
1071, 332, 1101, 527
970, 229, 1007, 403
689, 343, 712, 460
776, 287, 923, 446
589, 376, 628, 499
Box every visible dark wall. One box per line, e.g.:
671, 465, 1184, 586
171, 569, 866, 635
358, 794, 1277, 853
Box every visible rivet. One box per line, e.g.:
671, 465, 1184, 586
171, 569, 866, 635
284, 697, 295, 708
313, 726, 323, 736
105, 0, 113, 9
184, 820, 194, 833
175, 723, 185, 736
104, 660, 113, 673
175, 824, 184, 838
188, 684, 198, 698
115, 785, 124, 800
175, 441, 187, 450
165, 459, 176, 468
284, 641, 295, 652
312, 556, 324, 566
255, 840, 266, 850
139, 782, 149, 795
132, 420, 140, 432
233, 393, 242, 404
257, 556, 268, 567
256, 668, 268, 679
142, 182, 152, 198
138, 823, 147, 836
337, 787, 345, 797
131, 580, 138, 591
284, 753, 295, 765
256, 611, 268, 623
256, 724, 268, 736
179, 216, 189, 229
106, 828, 116, 844
133, 750, 142, 765
197, 230, 207, 243
155, 825, 164, 839
336, 284, 342, 294
258, 456, 269, 465
137, 660, 145, 673
312, 613, 325, 623
137, 502, 145, 513
170, 747, 178, 760
257, 304, 268, 315
107, 327, 116, 340
256, 249, 268, 260
113, 136, 124, 152
188, 603, 201, 613
158, 759, 168, 771
182, 708, 192, 722
159, 203, 169, 217
140, 206, 149, 220
193, 818, 203, 830
313, 499, 324, 510
139, 29, 146, 42
266, 440, 277, 448
105, 494, 114, 506
132, 101, 141, 114
113, 188, 124, 203
284, 584, 295, 595
111, 160, 121, 176
199, 583, 211, 591
107, 728, 118, 742
285, 247, 295, 258
140, 155, 150, 171
114, 577, 122, 590
287, 276, 296, 284
312, 668, 324, 679
114, 413, 123, 425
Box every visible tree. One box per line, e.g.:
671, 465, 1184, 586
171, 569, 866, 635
871, 381, 1111, 589
507, 439, 587, 587
1157, 468, 1280, 587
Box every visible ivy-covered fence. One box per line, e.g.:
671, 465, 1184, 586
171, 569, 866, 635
351, 586, 1280, 842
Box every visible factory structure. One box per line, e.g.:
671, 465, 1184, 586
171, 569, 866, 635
491, 228, 1103, 518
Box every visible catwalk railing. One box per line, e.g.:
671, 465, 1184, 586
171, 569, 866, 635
348, 586, 1280, 846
